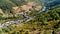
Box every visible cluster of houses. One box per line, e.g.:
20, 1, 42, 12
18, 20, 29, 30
0, 2, 43, 28
0, 2, 42, 17
0, 20, 23, 27
12, 2, 42, 13
0, 13, 31, 27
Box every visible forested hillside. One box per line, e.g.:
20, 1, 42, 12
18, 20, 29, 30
0, 0, 60, 34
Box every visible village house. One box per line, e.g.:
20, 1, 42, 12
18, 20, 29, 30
27, 2, 36, 6
21, 5, 33, 12
12, 6, 21, 13
35, 5, 42, 11
21, 2, 36, 12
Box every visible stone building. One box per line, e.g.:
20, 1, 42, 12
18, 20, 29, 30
12, 6, 21, 13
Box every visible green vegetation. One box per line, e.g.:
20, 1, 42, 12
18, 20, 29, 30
0, 7, 60, 34
0, 0, 60, 34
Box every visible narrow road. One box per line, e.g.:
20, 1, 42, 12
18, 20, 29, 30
0, 6, 46, 28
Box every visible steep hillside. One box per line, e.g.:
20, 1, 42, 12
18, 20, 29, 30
0, 0, 60, 34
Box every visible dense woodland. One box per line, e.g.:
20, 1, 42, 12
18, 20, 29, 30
0, 0, 60, 34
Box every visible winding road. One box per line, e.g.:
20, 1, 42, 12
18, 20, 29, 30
0, 6, 46, 28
